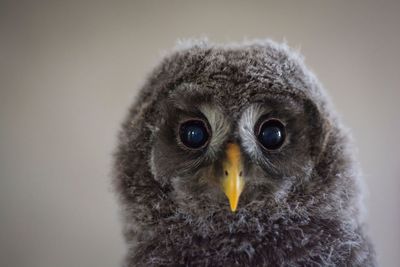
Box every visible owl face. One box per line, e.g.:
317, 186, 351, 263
150, 80, 320, 216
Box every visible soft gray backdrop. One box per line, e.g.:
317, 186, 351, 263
1, 1, 399, 266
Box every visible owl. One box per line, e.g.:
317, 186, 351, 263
113, 39, 376, 266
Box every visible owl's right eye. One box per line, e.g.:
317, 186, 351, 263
179, 119, 210, 149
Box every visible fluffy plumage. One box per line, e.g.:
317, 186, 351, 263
113, 39, 376, 266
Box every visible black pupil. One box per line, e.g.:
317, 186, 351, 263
258, 120, 285, 150
180, 121, 208, 149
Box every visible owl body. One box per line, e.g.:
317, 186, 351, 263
114, 40, 376, 266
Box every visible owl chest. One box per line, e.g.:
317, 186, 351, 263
132, 220, 354, 267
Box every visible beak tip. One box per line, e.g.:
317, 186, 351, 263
229, 202, 238, 212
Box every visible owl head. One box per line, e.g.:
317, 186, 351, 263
114, 39, 363, 239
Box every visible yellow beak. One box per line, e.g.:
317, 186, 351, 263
221, 143, 244, 212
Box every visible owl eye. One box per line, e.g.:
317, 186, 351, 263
256, 119, 286, 150
179, 119, 210, 149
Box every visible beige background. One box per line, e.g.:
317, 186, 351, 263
1, 1, 399, 266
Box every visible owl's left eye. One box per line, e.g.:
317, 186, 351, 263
179, 119, 210, 149
256, 119, 286, 150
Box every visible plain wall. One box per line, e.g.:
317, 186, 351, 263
1, 1, 399, 266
